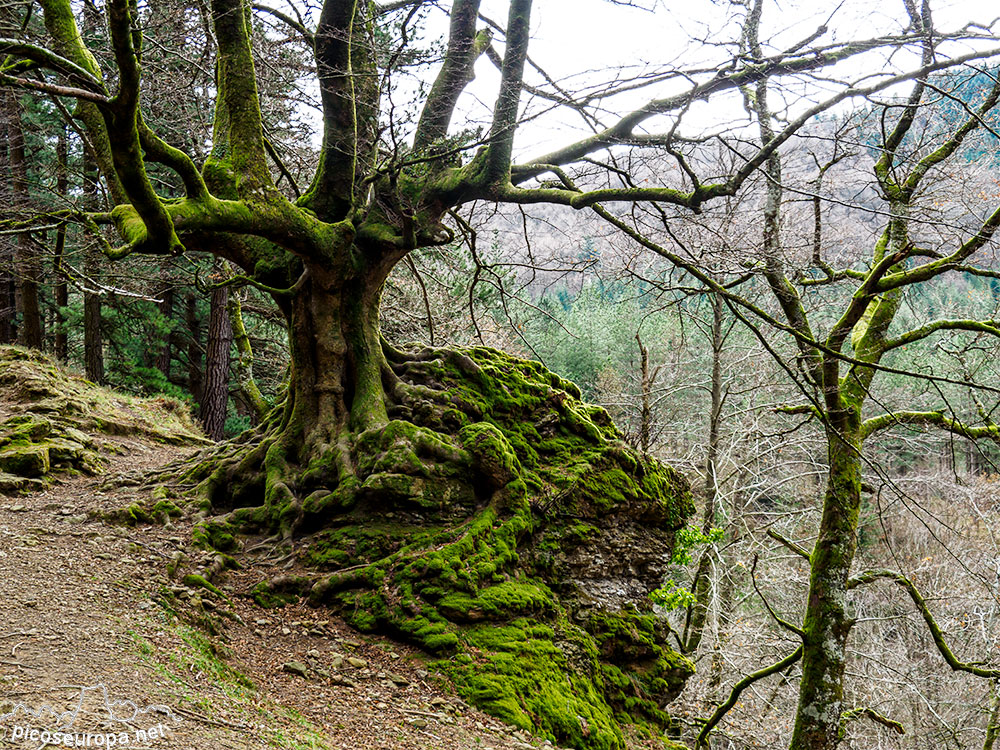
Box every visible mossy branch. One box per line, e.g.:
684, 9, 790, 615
985, 682, 1000, 750
860, 410, 1000, 442
251, 2, 314, 45
303, 0, 363, 220
211, 0, 272, 190
137, 117, 209, 201
37, 0, 127, 202
227, 286, 271, 422
414, 0, 487, 153
196, 264, 310, 298
0, 38, 107, 91
695, 646, 803, 748
800, 267, 870, 286
847, 569, 1000, 679
839, 707, 905, 740
900, 65, 1000, 198
874, 201, 1000, 295
484, 0, 531, 186
878, 318, 1000, 353
750, 554, 804, 638
0, 71, 110, 104
767, 529, 811, 561
104, 0, 184, 255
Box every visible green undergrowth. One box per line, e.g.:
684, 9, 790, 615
203, 346, 696, 749
0, 346, 207, 495
131, 598, 328, 750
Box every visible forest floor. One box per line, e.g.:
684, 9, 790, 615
0, 434, 570, 750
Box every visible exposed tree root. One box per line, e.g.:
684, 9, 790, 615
134, 343, 697, 750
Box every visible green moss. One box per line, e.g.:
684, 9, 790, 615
439, 619, 626, 750
438, 581, 553, 621
0, 443, 50, 478
152, 499, 183, 518
193, 520, 238, 552
126, 502, 153, 525
459, 422, 521, 491
182, 574, 225, 598
250, 581, 300, 609
226, 345, 695, 749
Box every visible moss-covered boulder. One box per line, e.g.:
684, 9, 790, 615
0, 346, 206, 494
0, 442, 50, 477
226, 346, 695, 749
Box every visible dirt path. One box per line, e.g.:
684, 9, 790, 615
0, 438, 562, 750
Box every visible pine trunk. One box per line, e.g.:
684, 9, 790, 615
82, 148, 104, 383
156, 266, 174, 378
0, 87, 14, 344
186, 292, 203, 403
200, 277, 233, 441
53, 127, 69, 362
6, 89, 42, 349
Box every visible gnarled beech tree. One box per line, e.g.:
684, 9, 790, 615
4, 0, 1000, 747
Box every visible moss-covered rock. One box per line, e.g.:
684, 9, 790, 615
0, 443, 50, 478
0, 346, 206, 445
228, 345, 695, 749
0, 471, 44, 494
0, 346, 206, 494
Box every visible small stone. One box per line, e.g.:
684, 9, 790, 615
407, 718, 428, 729
282, 661, 309, 679
306, 649, 321, 659
255, 618, 272, 626
314, 668, 330, 679
416, 669, 429, 681
388, 651, 400, 659
376, 702, 388, 710
331, 674, 357, 688
330, 655, 344, 669
388, 672, 410, 687
9, 505, 26, 512
281, 627, 291, 635
346, 656, 367, 669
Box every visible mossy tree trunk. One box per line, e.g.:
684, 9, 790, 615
790, 418, 862, 749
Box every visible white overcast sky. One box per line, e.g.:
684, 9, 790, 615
436, 0, 1000, 160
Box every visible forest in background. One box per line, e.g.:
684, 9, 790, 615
4, 0, 1000, 748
